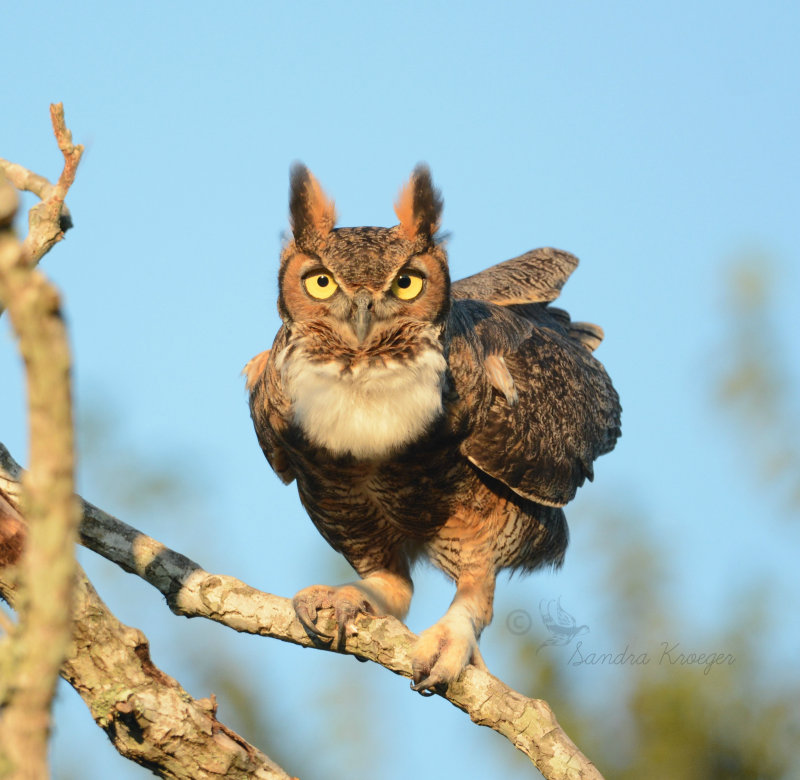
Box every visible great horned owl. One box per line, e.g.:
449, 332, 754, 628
245, 165, 620, 692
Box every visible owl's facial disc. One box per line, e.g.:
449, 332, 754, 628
350, 288, 373, 344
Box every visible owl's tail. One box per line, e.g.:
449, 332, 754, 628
567, 320, 604, 352
523, 305, 605, 353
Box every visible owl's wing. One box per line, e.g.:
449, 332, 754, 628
449, 300, 621, 507
245, 332, 296, 485
451, 248, 579, 305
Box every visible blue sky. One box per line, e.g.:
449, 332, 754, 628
3, 2, 799, 777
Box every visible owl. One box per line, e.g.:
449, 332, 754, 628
245, 164, 620, 692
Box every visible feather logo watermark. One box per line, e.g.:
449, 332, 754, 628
504, 597, 588, 649
504, 597, 736, 674
537, 598, 589, 652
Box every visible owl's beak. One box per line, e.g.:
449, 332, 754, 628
351, 289, 374, 344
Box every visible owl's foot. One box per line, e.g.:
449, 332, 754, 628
292, 584, 380, 651
410, 617, 485, 694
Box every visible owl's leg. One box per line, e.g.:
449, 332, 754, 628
411, 569, 495, 693
293, 568, 413, 651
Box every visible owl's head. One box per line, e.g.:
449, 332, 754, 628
277, 164, 450, 346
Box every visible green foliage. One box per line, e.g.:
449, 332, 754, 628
504, 500, 799, 779
714, 257, 800, 515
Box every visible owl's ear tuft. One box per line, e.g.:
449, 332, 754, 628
289, 163, 337, 248
394, 164, 443, 243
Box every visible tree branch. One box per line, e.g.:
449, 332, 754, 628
0, 555, 291, 779
0, 159, 70, 225
0, 105, 83, 778
0, 443, 603, 780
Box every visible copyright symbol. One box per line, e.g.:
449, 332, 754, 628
506, 609, 532, 635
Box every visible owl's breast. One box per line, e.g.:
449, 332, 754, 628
277, 341, 448, 460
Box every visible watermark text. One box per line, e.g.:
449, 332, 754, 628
505, 604, 737, 675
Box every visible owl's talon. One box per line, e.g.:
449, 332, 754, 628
410, 661, 451, 694
334, 616, 350, 651
293, 585, 336, 643
295, 615, 334, 646
411, 618, 477, 693
292, 583, 380, 652
409, 675, 442, 695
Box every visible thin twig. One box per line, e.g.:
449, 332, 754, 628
0, 103, 79, 320
17, 103, 82, 267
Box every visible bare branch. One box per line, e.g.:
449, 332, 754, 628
0, 171, 19, 229
0, 159, 59, 205
0, 117, 83, 779
0, 104, 81, 294
17, 103, 82, 266
0, 443, 603, 780
0, 559, 291, 779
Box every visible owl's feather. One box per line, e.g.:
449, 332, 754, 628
277, 337, 447, 458
451, 247, 579, 305
447, 299, 620, 507
289, 163, 337, 252
243, 349, 271, 391
505, 303, 605, 353
248, 332, 295, 485
394, 164, 443, 243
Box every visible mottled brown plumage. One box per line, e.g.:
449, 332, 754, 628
246, 165, 621, 691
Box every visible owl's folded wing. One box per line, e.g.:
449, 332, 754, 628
451, 301, 621, 507
451, 247, 579, 305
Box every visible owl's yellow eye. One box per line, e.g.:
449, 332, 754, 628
390, 270, 425, 301
303, 272, 339, 300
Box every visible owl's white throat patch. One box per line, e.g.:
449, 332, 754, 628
279, 345, 447, 459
